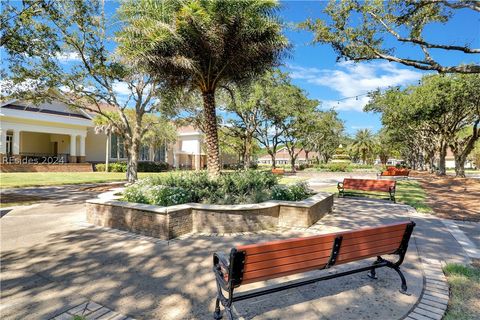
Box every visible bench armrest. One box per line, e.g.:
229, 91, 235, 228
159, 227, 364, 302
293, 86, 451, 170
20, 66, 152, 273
337, 182, 344, 190
213, 252, 231, 288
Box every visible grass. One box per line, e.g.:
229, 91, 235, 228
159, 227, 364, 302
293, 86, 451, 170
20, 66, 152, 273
0, 172, 171, 189
443, 263, 480, 320
277, 176, 308, 185
318, 180, 432, 213
0, 170, 310, 189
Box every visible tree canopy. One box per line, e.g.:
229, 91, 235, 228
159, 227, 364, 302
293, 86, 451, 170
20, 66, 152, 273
303, 0, 480, 73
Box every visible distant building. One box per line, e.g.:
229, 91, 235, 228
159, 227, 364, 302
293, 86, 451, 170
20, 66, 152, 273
0, 99, 210, 170
257, 147, 317, 166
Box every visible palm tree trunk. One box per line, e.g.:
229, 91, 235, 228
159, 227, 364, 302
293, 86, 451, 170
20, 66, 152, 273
202, 91, 221, 177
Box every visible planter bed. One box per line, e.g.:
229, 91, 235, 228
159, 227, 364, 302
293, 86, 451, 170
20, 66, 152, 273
86, 192, 334, 240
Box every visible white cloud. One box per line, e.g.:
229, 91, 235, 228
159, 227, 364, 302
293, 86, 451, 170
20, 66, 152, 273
288, 61, 423, 111
112, 81, 132, 96
0, 79, 41, 97
56, 51, 82, 62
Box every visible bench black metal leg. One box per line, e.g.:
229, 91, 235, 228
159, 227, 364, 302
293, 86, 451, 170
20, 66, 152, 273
390, 264, 410, 295
367, 256, 383, 279
213, 298, 222, 319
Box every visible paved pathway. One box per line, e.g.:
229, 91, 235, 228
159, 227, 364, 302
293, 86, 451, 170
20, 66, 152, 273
1, 189, 478, 319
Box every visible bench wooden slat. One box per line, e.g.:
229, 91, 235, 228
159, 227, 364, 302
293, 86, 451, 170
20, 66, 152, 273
245, 244, 333, 264
340, 236, 404, 254
237, 222, 408, 255
244, 249, 332, 272
337, 242, 401, 262
242, 257, 330, 282
341, 230, 406, 247
243, 228, 405, 264
336, 248, 401, 265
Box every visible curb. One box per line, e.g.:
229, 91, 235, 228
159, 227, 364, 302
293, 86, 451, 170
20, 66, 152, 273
405, 258, 448, 320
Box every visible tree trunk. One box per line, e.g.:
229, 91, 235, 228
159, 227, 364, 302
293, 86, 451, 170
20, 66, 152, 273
290, 156, 296, 173
270, 152, 276, 169
305, 150, 309, 164
243, 135, 252, 170
438, 141, 447, 176
454, 154, 466, 178
202, 91, 221, 177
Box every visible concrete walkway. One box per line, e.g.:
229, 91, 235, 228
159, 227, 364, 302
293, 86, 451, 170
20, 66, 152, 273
0, 193, 476, 319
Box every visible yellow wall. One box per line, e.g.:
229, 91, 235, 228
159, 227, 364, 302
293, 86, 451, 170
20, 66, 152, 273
20, 132, 53, 154
49, 134, 70, 154
85, 128, 107, 162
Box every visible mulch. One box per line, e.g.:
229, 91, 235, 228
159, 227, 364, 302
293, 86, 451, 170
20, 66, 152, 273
411, 171, 480, 221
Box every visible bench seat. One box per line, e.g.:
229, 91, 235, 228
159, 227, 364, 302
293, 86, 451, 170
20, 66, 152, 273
212, 221, 415, 319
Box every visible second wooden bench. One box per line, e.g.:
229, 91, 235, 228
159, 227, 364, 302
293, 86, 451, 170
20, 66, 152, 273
337, 178, 396, 202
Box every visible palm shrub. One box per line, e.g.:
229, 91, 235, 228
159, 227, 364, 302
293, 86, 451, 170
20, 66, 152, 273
122, 170, 303, 206
117, 0, 289, 177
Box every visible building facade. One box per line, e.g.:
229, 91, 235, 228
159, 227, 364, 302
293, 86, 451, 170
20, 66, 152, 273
0, 99, 206, 170
257, 147, 317, 166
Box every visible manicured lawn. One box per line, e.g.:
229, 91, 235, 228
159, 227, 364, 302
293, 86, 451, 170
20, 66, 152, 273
277, 176, 308, 185
443, 263, 480, 320
0, 170, 309, 189
0, 172, 170, 189
318, 180, 432, 213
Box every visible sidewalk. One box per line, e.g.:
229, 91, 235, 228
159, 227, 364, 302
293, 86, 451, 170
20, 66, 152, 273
1, 196, 476, 319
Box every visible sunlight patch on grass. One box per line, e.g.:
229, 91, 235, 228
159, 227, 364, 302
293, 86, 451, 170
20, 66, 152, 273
278, 176, 308, 185
317, 180, 432, 213
0, 172, 171, 189
443, 263, 480, 320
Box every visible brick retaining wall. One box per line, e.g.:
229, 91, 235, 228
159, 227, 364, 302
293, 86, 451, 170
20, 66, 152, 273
86, 193, 334, 240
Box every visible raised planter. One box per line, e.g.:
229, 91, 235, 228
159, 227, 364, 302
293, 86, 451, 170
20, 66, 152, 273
86, 192, 334, 240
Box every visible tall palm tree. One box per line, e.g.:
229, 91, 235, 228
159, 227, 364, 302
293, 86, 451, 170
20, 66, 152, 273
117, 0, 289, 177
351, 129, 375, 164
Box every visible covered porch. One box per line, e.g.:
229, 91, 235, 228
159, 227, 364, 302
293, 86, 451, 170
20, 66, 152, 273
1, 126, 87, 164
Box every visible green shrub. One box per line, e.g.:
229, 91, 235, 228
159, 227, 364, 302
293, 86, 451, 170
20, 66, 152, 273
123, 182, 149, 204
148, 185, 191, 206
95, 162, 169, 172
122, 170, 306, 206
271, 182, 312, 201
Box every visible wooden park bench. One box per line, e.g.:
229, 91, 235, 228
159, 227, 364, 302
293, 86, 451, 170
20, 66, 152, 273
271, 168, 285, 175
337, 178, 396, 202
380, 167, 410, 177
212, 221, 415, 319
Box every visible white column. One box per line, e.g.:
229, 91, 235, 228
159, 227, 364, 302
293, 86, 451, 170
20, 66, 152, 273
195, 141, 201, 171
0, 130, 6, 154
105, 134, 110, 172
79, 135, 86, 156
12, 130, 20, 155
70, 134, 77, 156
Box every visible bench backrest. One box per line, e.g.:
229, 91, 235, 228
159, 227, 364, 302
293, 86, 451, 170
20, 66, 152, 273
233, 221, 414, 285
272, 168, 285, 174
343, 178, 395, 192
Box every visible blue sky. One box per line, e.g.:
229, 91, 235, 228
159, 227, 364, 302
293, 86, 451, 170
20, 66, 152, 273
277, 1, 480, 134
3, 0, 479, 136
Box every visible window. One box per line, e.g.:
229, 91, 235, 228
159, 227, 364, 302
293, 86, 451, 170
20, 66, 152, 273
154, 145, 166, 162
6, 134, 12, 156
110, 135, 125, 159
140, 145, 149, 161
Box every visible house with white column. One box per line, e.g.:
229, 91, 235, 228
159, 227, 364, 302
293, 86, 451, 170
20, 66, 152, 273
0, 99, 207, 170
